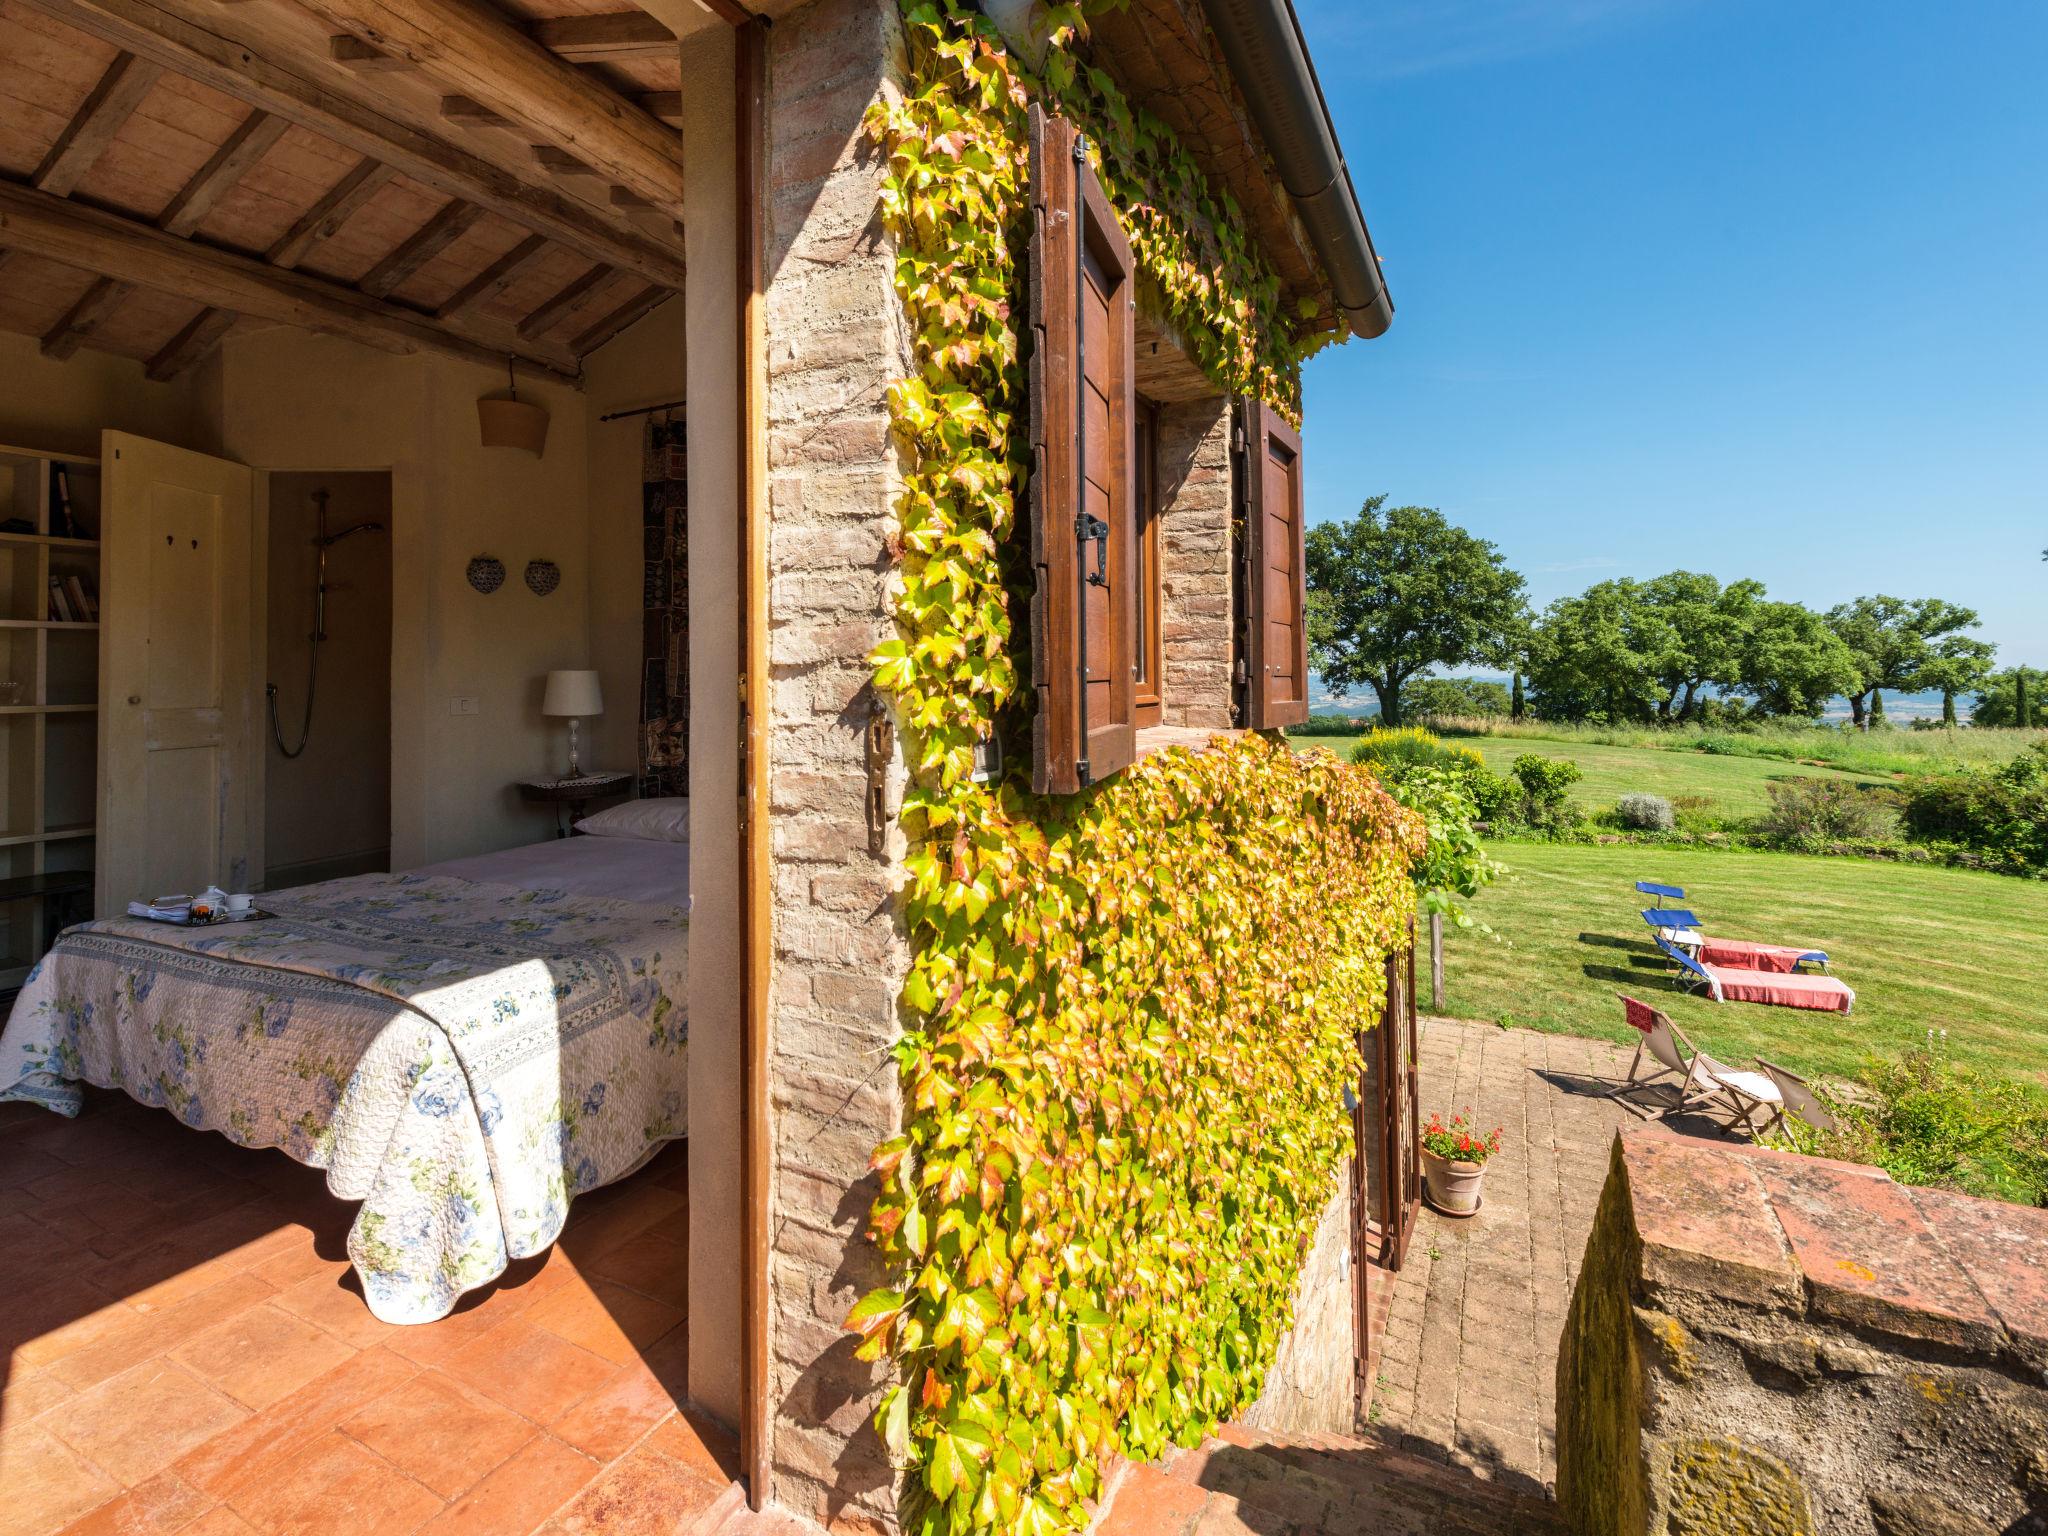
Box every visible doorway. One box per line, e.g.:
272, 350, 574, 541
263, 470, 392, 889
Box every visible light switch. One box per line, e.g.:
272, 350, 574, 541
450, 696, 479, 715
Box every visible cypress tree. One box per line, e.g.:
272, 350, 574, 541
1511, 670, 1526, 721
2020, 668, 2032, 730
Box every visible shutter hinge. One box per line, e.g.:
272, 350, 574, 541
1075, 512, 1109, 587
865, 696, 895, 860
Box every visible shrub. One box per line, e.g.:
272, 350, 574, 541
1614, 792, 1675, 831
1756, 777, 1897, 850
1384, 766, 1499, 926
1512, 753, 1583, 830
1901, 744, 2048, 875
1355, 729, 1517, 829
1405, 677, 1511, 720
1287, 714, 1375, 737
1804, 1036, 2048, 1207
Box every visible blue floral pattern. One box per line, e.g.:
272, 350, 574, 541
0, 873, 687, 1324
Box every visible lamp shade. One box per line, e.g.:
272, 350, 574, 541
542, 669, 603, 717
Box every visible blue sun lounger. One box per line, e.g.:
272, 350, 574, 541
1636, 880, 1686, 905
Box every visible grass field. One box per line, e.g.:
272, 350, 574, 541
1438, 841, 2048, 1090
1456, 737, 1892, 823
1428, 716, 2046, 777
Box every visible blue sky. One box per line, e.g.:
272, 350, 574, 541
1293, 0, 2048, 664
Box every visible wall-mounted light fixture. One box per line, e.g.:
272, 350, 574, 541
478, 359, 550, 456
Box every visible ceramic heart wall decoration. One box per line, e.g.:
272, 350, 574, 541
467, 555, 506, 594
525, 559, 560, 597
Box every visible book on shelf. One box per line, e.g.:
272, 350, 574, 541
49, 579, 73, 624
51, 465, 77, 540
63, 574, 95, 622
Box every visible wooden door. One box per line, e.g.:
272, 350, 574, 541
96, 432, 256, 915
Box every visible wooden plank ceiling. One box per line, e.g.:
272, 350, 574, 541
0, 0, 692, 382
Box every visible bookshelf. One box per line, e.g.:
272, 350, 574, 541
0, 444, 101, 990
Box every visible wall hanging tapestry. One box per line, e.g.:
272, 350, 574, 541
639, 415, 688, 795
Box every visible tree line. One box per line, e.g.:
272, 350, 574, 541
1305, 497, 2037, 729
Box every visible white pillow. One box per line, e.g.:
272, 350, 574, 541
578, 797, 690, 843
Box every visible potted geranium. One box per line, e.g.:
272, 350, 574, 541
1420, 1109, 1503, 1217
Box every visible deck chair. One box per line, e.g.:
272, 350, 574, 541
1614, 995, 1785, 1134
1755, 1058, 1841, 1138
1656, 936, 1855, 1014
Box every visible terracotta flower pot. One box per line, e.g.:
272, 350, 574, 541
1421, 1148, 1486, 1217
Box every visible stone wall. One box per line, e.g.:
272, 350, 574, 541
763, 0, 914, 1527
1153, 396, 1235, 730
1558, 1133, 2048, 1536
1240, 1159, 1358, 1439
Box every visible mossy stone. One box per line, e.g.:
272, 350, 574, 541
1661, 1436, 1814, 1536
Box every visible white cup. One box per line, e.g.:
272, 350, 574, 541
226, 892, 254, 914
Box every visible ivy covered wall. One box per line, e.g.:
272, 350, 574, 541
843, 5, 1424, 1533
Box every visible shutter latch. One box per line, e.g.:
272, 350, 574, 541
1075, 512, 1109, 588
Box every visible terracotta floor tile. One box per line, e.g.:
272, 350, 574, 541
225, 1430, 444, 1536
179, 1512, 261, 1536
643, 1408, 740, 1488
10, 1280, 137, 1370
55, 1470, 213, 1536
0, 1422, 124, 1536
177, 1347, 420, 1503
271, 1270, 408, 1351
583, 1232, 687, 1311
248, 1243, 350, 1294
444, 1319, 618, 1426
534, 1441, 728, 1536
170, 1304, 360, 1412
43, 1361, 252, 1487
48, 1274, 276, 1392
381, 1262, 564, 1372
339, 1370, 535, 1499
3, 1362, 77, 1422
523, 1282, 684, 1368
547, 1356, 677, 1465
554, 1185, 685, 1268
417, 1436, 599, 1536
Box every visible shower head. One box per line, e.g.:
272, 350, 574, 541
320, 520, 386, 546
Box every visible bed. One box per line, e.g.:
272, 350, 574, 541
0, 822, 690, 1324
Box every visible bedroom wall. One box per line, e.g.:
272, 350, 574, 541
0, 332, 207, 457
583, 299, 688, 779
209, 325, 592, 870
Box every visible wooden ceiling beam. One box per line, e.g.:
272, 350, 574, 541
636, 91, 682, 126
157, 108, 291, 237
34, 51, 165, 197
436, 231, 545, 319
40, 276, 133, 360
0, 177, 579, 379
327, 33, 412, 70
570, 281, 665, 354
146, 305, 236, 380
358, 198, 481, 297
528, 11, 674, 61
518, 261, 608, 337
440, 94, 509, 128
21, 0, 687, 289
294, 0, 685, 214
265, 156, 394, 268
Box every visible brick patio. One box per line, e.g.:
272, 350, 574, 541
1367, 1016, 1688, 1495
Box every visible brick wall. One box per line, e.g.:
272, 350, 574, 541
1240, 1159, 1358, 1438
1153, 396, 1235, 729
764, 0, 913, 1526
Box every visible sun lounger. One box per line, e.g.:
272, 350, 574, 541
1613, 995, 1783, 1134
1656, 936, 1854, 1013
1696, 937, 1828, 974
1639, 906, 1705, 945
1638, 911, 1827, 972
1635, 880, 1685, 905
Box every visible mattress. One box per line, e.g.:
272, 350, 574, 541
418, 833, 691, 907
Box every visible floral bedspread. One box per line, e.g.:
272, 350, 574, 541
0, 872, 687, 1324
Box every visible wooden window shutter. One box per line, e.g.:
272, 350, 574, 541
1240, 398, 1310, 729
1026, 104, 1138, 795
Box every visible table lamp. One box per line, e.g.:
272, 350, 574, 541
542, 669, 603, 778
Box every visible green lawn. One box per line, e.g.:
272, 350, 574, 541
1439, 840, 2048, 1090
1457, 738, 1893, 824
